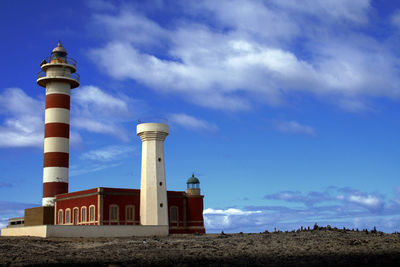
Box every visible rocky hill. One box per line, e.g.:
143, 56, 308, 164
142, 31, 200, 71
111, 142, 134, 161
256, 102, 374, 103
1, 226, 400, 266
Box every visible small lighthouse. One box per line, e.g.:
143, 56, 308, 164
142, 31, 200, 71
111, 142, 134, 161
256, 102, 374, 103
37, 42, 80, 206
137, 122, 169, 226
186, 174, 201, 196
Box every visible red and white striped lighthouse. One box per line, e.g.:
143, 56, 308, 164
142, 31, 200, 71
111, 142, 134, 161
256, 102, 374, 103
37, 42, 80, 206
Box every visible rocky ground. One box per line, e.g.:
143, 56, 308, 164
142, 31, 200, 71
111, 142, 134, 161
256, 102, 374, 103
1, 227, 400, 266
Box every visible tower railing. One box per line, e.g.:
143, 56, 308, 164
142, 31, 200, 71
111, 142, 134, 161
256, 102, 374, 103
40, 56, 77, 67
37, 71, 80, 82
138, 117, 168, 124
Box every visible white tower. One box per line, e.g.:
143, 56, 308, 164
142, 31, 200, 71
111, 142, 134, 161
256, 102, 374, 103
137, 122, 169, 226
37, 42, 79, 206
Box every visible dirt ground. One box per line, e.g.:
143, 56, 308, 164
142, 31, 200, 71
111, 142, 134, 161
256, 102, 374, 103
1, 228, 400, 266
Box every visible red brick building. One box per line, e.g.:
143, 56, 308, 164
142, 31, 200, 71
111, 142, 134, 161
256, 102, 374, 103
54, 176, 205, 234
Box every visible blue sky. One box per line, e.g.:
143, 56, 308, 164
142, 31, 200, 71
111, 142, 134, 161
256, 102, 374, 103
0, 0, 400, 233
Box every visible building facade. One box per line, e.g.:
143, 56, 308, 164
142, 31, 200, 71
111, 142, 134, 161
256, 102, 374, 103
54, 185, 205, 234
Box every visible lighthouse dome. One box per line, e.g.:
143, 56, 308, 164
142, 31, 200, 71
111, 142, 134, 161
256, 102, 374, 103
51, 41, 67, 57
186, 174, 200, 195
187, 174, 200, 184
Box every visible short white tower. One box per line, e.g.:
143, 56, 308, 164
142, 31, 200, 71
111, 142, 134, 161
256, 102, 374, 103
37, 42, 80, 206
137, 122, 169, 226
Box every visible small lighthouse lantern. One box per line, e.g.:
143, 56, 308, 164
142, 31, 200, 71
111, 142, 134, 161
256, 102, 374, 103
186, 174, 200, 196
50, 41, 68, 62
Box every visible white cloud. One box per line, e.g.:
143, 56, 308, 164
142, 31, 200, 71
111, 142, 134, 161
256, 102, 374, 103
91, 10, 168, 46
197, 0, 300, 42
391, 10, 400, 28
337, 98, 373, 113
80, 145, 135, 162
169, 113, 218, 132
203, 208, 262, 231
266, 187, 386, 212
90, 41, 251, 111
70, 131, 83, 146
88, 1, 400, 112
0, 201, 38, 229
0, 88, 43, 148
72, 144, 136, 176
204, 208, 261, 216
0, 87, 42, 115
72, 118, 121, 136
72, 85, 132, 141
0, 86, 132, 148
274, 121, 316, 137
205, 187, 399, 233
273, 0, 371, 24
74, 85, 128, 114
348, 195, 383, 210
69, 162, 122, 177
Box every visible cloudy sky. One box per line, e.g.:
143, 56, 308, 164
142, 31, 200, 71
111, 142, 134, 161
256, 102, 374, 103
0, 0, 399, 233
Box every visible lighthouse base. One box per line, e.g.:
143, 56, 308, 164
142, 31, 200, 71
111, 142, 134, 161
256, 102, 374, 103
1, 225, 169, 237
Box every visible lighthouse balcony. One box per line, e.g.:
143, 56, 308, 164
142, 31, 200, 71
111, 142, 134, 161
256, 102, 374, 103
137, 117, 168, 124
40, 56, 78, 73
37, 71, 80, 88
41, 55, 77, 66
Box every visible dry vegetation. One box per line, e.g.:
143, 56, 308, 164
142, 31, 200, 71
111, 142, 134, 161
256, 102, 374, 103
1, 226, 400, 266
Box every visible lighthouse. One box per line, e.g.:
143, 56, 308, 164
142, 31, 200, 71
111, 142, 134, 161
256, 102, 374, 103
1, 41, 206, 237
37, 42, 80, 206
137, 122, 169, 226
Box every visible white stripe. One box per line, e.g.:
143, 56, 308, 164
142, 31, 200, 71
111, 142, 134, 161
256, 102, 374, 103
43, 167, 69, 183
42, 197, 55, 207
46, 82, 71, 96
45, 108, 70, 124
44, 137, 69, 153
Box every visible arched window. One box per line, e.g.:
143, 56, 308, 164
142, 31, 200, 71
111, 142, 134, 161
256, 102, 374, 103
109, 204, 119, 221
89, 205, 96, 222
170, 206, 178, 222
125, 205, 135, 221
73, 207, 79, 225
65, 209, 71, 224
81, 206, 87, 222
58, 210, 63, 225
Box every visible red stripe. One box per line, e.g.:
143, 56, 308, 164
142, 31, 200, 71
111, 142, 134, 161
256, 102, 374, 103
43, 182, 68, 198
45, 94, 70, 109
44, 152, 69, 167
44, 123, 69, 138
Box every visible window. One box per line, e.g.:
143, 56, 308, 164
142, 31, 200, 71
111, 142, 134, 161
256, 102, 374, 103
170, 206, 178, 222
65, 209, 71, 224
89, 205, 95, 222
109, 205, 119, 221
81, 207, 87, 222
126, 206, 135, 221
58, 210, 63, 225
73, 208, 79, 225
